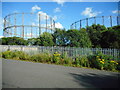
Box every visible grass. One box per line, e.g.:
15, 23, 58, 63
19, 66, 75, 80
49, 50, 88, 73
1, 50, 120, 72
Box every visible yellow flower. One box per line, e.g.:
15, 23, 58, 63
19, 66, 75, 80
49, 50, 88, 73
102, 59, 104, 61
116, 63, 118, 65
100, 61, 104, 64
110, 60, 115, 63
98, 59, 101, 60
96, 56, 99, 57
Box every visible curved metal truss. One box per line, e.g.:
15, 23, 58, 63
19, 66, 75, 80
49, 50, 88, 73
3, 12, 56, 39
70, 16, 120, 30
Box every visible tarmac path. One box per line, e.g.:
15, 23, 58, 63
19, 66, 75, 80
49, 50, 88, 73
2, 59, 119, 88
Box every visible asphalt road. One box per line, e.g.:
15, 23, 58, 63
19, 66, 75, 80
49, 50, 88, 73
2, 59, 120, 88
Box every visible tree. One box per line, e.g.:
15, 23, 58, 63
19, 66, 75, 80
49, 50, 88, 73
101, 25, 120, 49
39, 32, 54, 46
86, 24, 107, 48
66, 29, 92, 47
1, 37, 28, 45
53, 28, 67, 46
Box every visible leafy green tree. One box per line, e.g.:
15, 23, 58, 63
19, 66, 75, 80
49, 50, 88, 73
39, 32, 54, 46
66, 29, 92, 47
86, 24, 107, 48
1, 37, 28, 45
53, 28, 67, 46
101, 25, 120, 48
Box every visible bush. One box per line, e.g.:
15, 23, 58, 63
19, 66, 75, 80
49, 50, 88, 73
74, 55, 90, 67
52, 52, 61, 64
30, 53, 52, 63
88, 52, 119, 71
2, 50, 14, 59
1, 50, 119, 72
60, 52, 72, 65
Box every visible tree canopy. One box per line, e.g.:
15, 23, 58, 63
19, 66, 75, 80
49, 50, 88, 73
1, 24, 120, 49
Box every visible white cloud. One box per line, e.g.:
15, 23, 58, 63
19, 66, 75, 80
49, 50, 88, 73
112, 10, 120, 14
37, 11, 50, 20
52, 0, 66, 6
32, 5, 41, 12
81, 7, 102, 17
53, 16, 57, 21
54, 7, 61, 13
55, 22, 63, 29
0, 36, 4, 38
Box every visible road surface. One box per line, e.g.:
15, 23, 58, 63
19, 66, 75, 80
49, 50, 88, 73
2, 59, 120, 88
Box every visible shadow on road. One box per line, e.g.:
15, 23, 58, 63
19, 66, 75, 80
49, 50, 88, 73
69, 72, 119, 88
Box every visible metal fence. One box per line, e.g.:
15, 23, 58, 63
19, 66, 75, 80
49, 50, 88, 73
0, 45, 120, 60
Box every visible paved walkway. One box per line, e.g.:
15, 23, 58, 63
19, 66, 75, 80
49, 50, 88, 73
2, 59, 119, 88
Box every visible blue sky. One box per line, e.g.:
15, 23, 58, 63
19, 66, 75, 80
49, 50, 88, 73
0, 1, 119, 37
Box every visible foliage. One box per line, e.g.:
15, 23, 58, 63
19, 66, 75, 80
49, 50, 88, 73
52, 52, 61, 64
1, 25, 120, 49
30, 53, 52, 63
39, 32, 54, 46
53, 28, 67, 46
88, 52, 119, 71
2, 50, 30, 60
1, 50, 120, 72
65, 29, 92, 47
2, 37, 28, 45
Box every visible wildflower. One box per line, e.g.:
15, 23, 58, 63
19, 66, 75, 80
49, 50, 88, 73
116, 63, 118, 65
102, 59, 104, 61
110, 60, 115, 63
96, 56, 99, 57
98, 59, 101, 60
100, 61, 104, 64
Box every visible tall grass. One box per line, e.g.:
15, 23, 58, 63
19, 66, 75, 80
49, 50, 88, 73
1, 50, 120, 72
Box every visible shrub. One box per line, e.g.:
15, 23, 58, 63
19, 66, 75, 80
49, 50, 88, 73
52, 52, 61, 64
60, 52, 72, 65
88, 52, 119, 71
74, 55, 90, 67
2, 50, 14, 59
30, 53, 52, 63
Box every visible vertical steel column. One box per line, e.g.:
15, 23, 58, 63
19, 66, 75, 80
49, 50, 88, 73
30, 13, 33, 38
22, 13, 24, 38
75, 22, 76, 29
117, 16, 119, 25
3, 18, 6, 37
39, 14, 41, 35
36, 27, 37, 38
31, 26, 32, 38
50, 17, 52, 33
86, 18, 88, 26
94, 17, 96, 24
110, 16, 112, 27
46, 15, 47, 32
70, 24, 73, 29
14, 13, 17, 36
102, 16, 104, 25
80, 20, 82, 29
53, 20, 55, 30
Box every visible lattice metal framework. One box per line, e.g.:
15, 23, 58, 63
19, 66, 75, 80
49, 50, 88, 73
70, 16, 120, 30
3, 12, 56, 39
